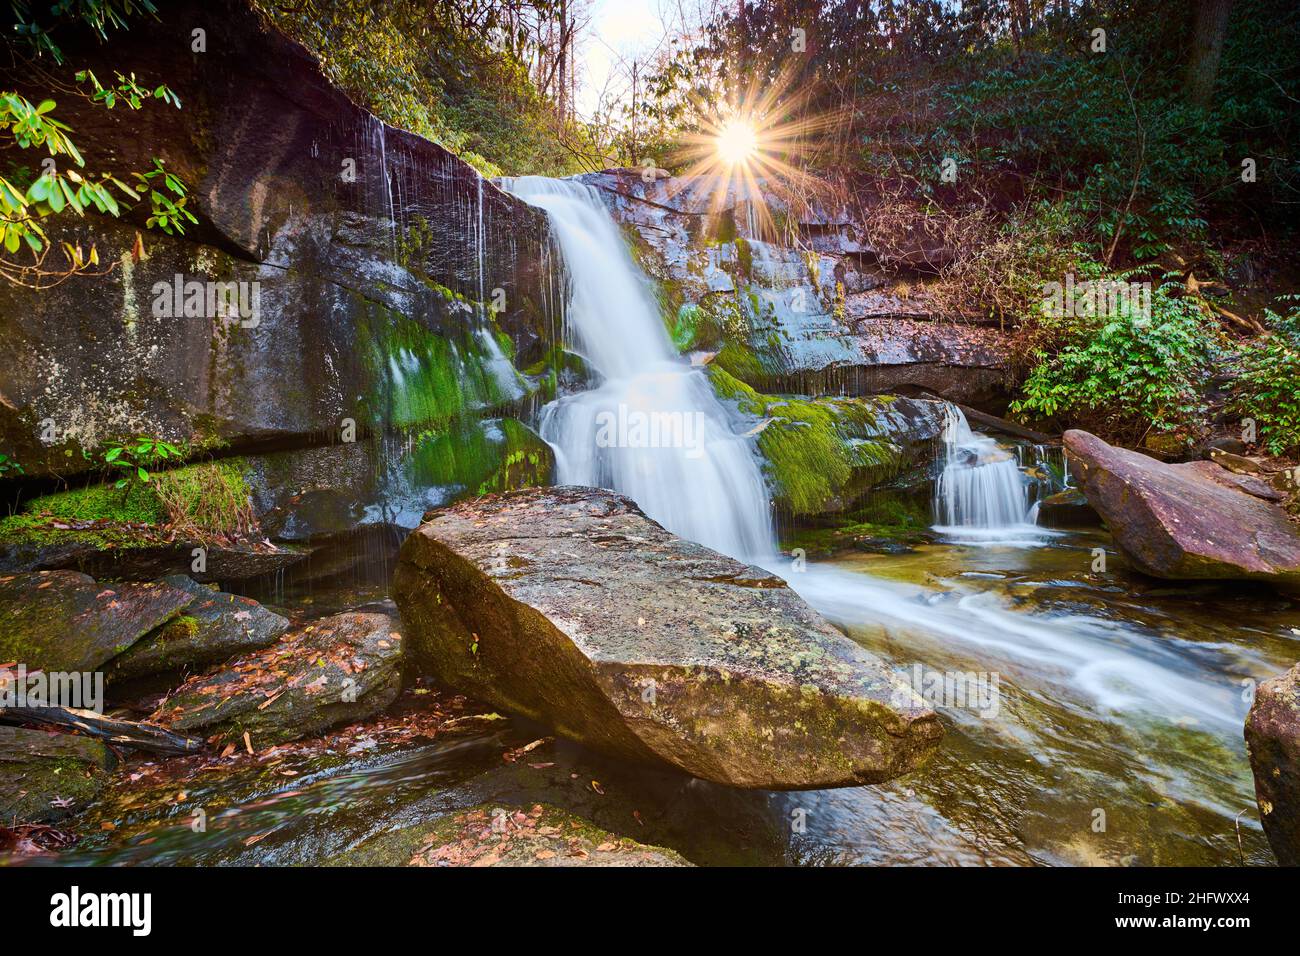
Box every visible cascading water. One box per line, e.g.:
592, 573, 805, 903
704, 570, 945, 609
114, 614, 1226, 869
502, 176, 774, 561
932, 405, 1048, 543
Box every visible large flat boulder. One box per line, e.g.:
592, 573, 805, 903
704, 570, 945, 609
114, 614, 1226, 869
151, 609, 404, 746
393, 487, 941, 789
0, 571, 192, 672
1064, 430, 1300, 589
1245, 662, 1300, 866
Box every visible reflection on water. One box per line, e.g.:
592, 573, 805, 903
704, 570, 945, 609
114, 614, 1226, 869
16, 530, 1299, 867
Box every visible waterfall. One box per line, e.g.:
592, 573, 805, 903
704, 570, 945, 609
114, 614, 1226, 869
502, 176, 775, 561
932, 405, 1047, 542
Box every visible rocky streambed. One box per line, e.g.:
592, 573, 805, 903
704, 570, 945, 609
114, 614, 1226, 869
3, 471, 1300, 867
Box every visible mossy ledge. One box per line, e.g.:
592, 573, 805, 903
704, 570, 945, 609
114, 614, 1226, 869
707, 366, 904, 516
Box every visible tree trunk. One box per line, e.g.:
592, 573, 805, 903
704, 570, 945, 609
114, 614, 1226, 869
1185, 0, 1233, 108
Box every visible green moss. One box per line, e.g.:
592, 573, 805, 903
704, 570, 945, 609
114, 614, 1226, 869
406, 418, 553, 499
151, 459, 252, 535
358, 305, 526, 432
0, 459, 254, 549
670, 303, 723, 352
707, 367, 903, 516
734, 236, 753, 280
22, 482, 166, 525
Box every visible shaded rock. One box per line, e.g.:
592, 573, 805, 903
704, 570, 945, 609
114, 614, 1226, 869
0, 571, 191, 672
0, 726, 116, 823
150, 610, 404, 746
1244, 662, 1300, 866
0, 0, 555, 480
401, 803, 691, 867
1035, 488, 1101, 528
0, 537, 306, 583
1065, 430, 1300, 588
393, 486, 941, 789
106, 576, 291, 682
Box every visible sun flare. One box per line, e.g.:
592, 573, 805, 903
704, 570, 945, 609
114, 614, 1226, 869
671, 63, 844, 243
716, 118, 758, 166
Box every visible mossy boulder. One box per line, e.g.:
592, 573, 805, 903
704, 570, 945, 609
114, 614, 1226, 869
1245, 662, 1300, 866
0, 463, 305, 582
708, 366, 946, 516
393, 486, 941, 790
151, 608, 405, 747
1035, 487, 1101, 528
0, 726, 116, 824
0, 571, 191, 672
107, 576, 291, 683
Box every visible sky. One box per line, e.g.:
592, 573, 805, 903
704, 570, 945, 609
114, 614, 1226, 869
576, 0, 682, 119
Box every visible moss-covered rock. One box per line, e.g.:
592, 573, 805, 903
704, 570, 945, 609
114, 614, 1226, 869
394, 486, 941, 790
708, 366, 946, 517
0, 571, 192, 672
0, 727, 116, 824
398, 803, 692, 867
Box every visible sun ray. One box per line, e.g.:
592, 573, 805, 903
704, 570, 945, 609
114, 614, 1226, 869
667, 60, 847, 244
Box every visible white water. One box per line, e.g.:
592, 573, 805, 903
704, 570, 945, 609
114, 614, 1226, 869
933, 405, 1052, 545
503, 176, 774, 560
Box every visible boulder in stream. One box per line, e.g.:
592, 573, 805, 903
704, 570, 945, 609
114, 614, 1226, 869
1245, 662, 1300, 866
151, 609, 404, 747
106, 576, 291, 683
0, 571, 192, 672
393, 486, 941, 790
1064, 430, 1300, 589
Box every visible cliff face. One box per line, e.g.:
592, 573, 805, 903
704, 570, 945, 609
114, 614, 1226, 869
0, 0, 560, 478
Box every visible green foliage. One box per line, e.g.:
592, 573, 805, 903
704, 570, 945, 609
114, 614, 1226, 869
1, 9, 185, 284
132, 157, 195, 235
1232, 301, 1300, 456
1012, 278, 1217, 443
708, 366, 899, 515
0, 452, 22, 477
262, 0, 593, 177
101, 435, 181, 491
8, 0, 159, 62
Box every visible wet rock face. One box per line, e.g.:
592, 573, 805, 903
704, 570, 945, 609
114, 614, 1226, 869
107, 576, 290, 683
393, 486, 941, 790
1245, 663, 1300, 865
1065, 430, 1300, 588
578, 169, 1010, 406
0, 571, 192, 672
0, 727, 116, 824
0, 0, 556, 478
151, 608, 405, 746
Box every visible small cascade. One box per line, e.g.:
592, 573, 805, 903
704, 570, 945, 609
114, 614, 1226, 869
933, 405, 1047, 543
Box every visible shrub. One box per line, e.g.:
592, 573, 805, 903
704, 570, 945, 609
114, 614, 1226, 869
1011, 277, 1218, 444
1231, 301, 1300, 456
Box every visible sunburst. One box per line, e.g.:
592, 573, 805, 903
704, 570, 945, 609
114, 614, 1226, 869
669, 62, 843, 242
